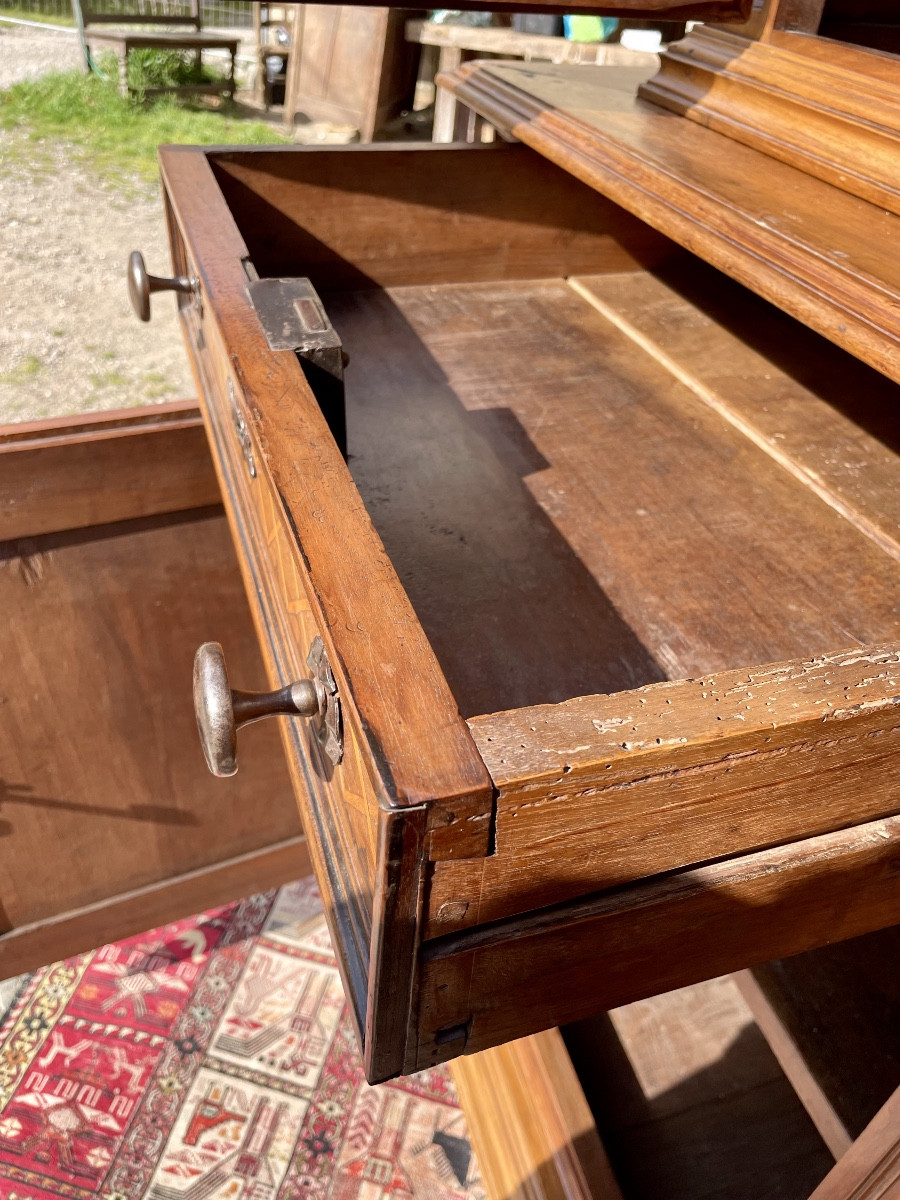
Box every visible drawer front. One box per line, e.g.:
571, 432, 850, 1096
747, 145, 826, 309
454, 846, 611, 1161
161, 160, 494, 1082
176, 226, 380, 1036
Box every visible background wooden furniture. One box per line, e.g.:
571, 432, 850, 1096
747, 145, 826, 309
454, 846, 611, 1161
73, 0, 238, 97
282, 6, 420, 141
253, 1, 296, 108
406, 18, 656, 142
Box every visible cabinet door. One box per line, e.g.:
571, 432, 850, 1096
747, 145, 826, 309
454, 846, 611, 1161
0, 403, 309, 980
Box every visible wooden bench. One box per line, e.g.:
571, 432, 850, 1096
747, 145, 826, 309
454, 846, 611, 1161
73, 0, 238, 99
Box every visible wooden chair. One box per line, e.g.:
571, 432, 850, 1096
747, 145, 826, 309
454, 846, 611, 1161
72, 0, 239, 99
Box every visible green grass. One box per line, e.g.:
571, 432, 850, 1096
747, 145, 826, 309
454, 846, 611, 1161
0, 354, 44, 384
0, 51, 287, 182
0, 7, 75, 26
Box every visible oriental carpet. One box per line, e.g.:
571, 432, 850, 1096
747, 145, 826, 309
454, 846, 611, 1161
0, 878, 485, 1200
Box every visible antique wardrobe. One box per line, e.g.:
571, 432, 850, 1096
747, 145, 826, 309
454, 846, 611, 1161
2, 0, 899, 1191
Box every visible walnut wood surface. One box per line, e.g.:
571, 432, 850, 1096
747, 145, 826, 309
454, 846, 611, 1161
163, 140, 900, 1079
0, 410, 304, 977
0, 401, 220, 541
161, 146, 492, 815
437, 59, 900, 381
641, 27, 900, 213
808, 1087, 900, 1200
209, 143, 675, 290
446, 646, 900, 928
414, 815, 900, 1070
451, 1029, 624, 1200
1, 838, 309, 980
335, 277, 898, 721
570, 265, 900, 562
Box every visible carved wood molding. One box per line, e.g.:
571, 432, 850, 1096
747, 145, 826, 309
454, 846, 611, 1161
641, 27, 900, 213
439, 60, 900, 382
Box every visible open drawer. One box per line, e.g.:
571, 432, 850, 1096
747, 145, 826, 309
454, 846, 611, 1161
0, 404, 309, 979
153, 142, 900, 1083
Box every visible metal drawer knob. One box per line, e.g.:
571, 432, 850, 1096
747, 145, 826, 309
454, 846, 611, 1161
127, 250, 197, 322
193, 638, 342, 777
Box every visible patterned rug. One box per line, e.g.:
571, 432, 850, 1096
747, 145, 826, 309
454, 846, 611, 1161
0, 879, 485, 1200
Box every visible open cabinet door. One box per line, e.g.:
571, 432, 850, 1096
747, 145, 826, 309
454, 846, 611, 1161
0, 402, 309, 980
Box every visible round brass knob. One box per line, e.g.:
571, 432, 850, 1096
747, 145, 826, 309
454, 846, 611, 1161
127, 250, 197, 322
193, 642, 321, 778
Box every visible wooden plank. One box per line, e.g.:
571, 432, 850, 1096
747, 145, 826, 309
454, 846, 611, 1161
413, 815, 900, 1069
734, 970, 853, 1158
436, 58, 900, 382
433, 46, 462, 143
1, 838, 309, 979
434, 646, 900, 930
0, 507, 302, 944
570, 265, 900, 562
332, 278, 899, 728
406, 18, 657, 65
808, 1088, 900, 1200
451, 1028, 624, 1200
207, 142, 676, 289
0, 401, 221, 541
742, 926, 900, 1144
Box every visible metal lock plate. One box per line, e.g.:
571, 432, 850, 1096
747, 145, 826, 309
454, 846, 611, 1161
247, 277, 347, 458
307, 635, 342, 769
227, 378, 256, 480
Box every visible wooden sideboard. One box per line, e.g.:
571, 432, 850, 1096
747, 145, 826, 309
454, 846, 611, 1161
2, 0, 898, 1147
144, 118, 897, 1082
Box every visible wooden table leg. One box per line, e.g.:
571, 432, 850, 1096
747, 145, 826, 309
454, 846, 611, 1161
432, 45, 462, 142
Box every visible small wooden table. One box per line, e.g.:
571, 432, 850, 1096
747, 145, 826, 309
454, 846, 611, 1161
80, 21, 238, 98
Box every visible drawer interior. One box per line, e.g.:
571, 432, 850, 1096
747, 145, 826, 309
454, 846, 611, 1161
211, 146, 900, 722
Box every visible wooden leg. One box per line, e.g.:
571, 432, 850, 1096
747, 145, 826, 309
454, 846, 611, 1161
806, 1087, 900, 1200
451, 1029, 624, 1200
432, 46, 462, 143
118, 48, 129, 98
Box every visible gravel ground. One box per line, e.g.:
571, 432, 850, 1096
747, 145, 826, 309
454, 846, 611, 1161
0, 24, 193, 423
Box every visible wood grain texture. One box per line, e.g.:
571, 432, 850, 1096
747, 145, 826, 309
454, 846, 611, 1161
0, 415, 304, 973
426, 646, 900, 932
641, 27, 900, 214
177, 266, 381, 1058
809, 1088, 900, 1200
744, 926, 900, 1144
413, 815, 900, 1069
335, 277, 899, 725
436, 58, 900, 381
1, 838, 309, 979
451, 1029, 623, 1200
208, 142, 676, 290
161, 145, 492, 817
0, 401, 220, 542
569, 264, 900, 563
734, 969, 853, 1158
285, 7, 419, 142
